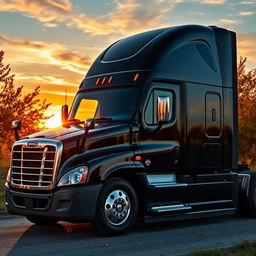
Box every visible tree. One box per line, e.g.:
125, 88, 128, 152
0, 51, 51, 157
237, 57, 256, 166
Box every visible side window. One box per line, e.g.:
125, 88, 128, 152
144, 89, 173, 125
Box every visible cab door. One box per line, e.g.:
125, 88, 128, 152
140, 82, 181, 172
140, 82, 189, 212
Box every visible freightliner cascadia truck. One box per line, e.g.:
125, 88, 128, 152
5, 25, 256, 236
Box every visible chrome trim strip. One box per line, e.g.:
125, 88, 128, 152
10, 138, 63, 190
151, 204, 191, 213
153, 183, 188, 188
13, 151, 55, 153
188, 181, 234, 186
12, 172, 52, 176
189, 200, 233, 206
12, 178, 51, 183
188, 208, 236, 215
13, 159, 54, 162
39, 146, 48, 186
12, 166, 52, 170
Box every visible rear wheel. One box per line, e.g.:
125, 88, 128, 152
95, 177, 138, 236
26, 216, 58, 225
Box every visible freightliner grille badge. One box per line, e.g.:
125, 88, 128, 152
27, 142, 38, 147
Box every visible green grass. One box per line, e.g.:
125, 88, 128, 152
186, 241, 256, 256
0, 168, 8, 211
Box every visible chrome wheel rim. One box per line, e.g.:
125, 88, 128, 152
104, 189, 131, 226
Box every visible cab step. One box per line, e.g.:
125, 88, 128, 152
146, 174, 187, 188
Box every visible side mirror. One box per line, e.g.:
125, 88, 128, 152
157, 96, 170, 123
12, 120, 21, 141
61, 105, 68, 125
84, 118, 95, 130
12, 120, 21, 130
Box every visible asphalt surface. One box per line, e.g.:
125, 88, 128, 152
1, 213, 256, 256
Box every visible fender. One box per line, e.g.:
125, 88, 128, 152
57, 144, 146, 184
87, 150, 146, 182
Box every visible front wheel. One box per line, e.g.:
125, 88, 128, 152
95, 178, 138, 236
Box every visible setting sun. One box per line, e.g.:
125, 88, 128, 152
45, 114, 62, 128
44, 106, 62, 128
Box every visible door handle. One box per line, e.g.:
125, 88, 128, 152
174, 147, 180, 165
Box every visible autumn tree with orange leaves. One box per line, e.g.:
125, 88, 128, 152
0, 51, 51, 158
238, 57, 256, 166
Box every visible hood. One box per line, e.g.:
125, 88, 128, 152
27, 126, 84, 140
27, 123, 129, 142
26, 123, 130, 163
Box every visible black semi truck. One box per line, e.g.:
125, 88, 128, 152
5, 25, 256, 235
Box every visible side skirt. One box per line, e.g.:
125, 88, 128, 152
144, 208, 236, 223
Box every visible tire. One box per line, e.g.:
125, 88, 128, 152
26, 216, 58, 225
237, 172, 256, 217
95, 177, 138, 236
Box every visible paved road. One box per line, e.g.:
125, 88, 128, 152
1, 213, 256, 256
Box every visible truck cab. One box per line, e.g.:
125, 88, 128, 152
5, 25, 256, 235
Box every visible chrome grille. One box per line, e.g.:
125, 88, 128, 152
10, 139, 63, 190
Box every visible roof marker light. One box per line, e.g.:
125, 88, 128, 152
96, 78, 100, 85
101, 77, 107, 84
134, 73, 139, 81
108, 76, 113, 84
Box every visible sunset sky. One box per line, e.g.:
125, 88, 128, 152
0, 0, 255, 127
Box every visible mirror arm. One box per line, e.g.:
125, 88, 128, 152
79, 118, 95, 153
79, 128, 89, 153
14, 130, 20, 141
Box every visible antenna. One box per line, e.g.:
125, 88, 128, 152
64, 89, 67, 105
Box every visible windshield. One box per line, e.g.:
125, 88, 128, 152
69, 86, 141, 123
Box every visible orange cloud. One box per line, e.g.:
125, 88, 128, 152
240, 1, 256, 4
0, 0, 71, 22
200, 0, 225, 4
44, 22, 59, 27
238, 34, 256, 63
101, 0, 181, 36
218, 18, 240, 24
67, 0, 180, 36
239, 11, 254, 16
192, 0, 225, 4
0, 0, 182, 36
0, 34, 45, 49
0, 34, 93, 74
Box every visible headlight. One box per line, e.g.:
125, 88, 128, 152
57, 166, 88, 187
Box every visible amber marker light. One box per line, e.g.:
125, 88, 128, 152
101, 77, 107, 84
135, 155, 142, 161
134, 73, 139, 81
108, 76, 113, 84
96, 78, 100, 85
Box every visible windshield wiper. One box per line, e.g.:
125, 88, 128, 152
94, 117, 113, 124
